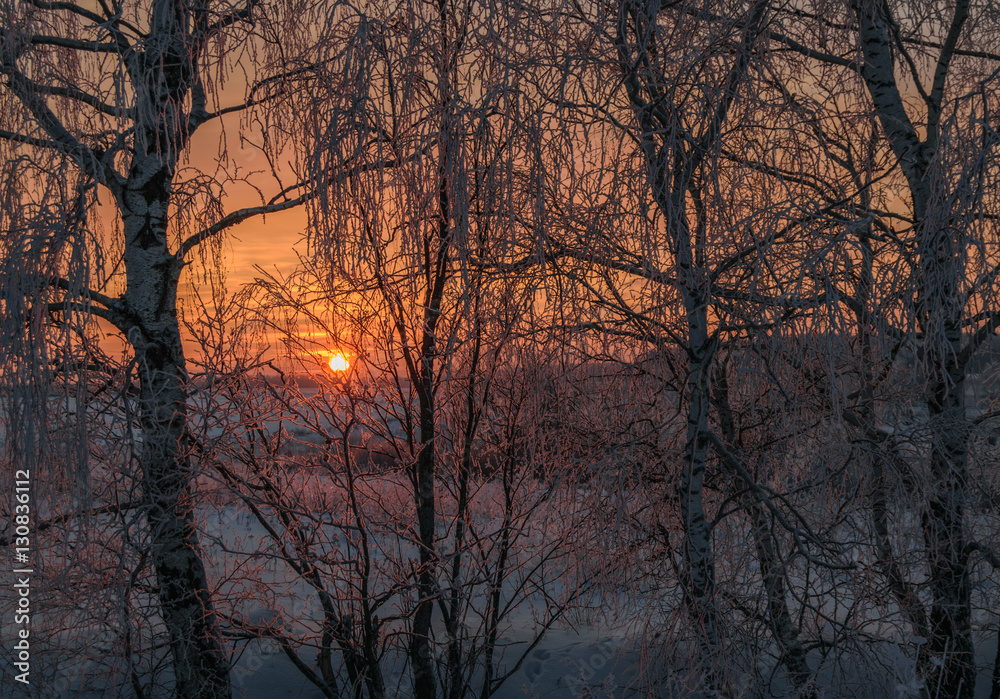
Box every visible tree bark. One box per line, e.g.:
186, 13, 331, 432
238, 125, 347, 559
850, 2, 975, 694
679, 282, 727, 694
408, 125, 452, 699
122, 175, 231, 697
611, 1, 769, 691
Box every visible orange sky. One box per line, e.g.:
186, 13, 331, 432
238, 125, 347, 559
91, 113, 316, 370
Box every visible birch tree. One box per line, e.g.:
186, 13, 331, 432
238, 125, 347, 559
0, 1, 328, 694
538, 0, 785, 692
767, 2, 1000, 695
292, 0, 551, 695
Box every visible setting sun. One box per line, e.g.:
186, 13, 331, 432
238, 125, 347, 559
328, 352, 350, 372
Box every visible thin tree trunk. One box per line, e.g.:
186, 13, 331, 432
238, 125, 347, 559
341, 425, 387, 699
409, 151, 451, 699
411, 389, 438, 699
990, 622, 1000, 699
445, 433, 472, 699
446, 338, 480, 699
712, 362, 814, 696
480, 446, 516, 699
612, 2, 768, 685
850, 2, 976, 693
746, 498, 815, 697
851, 225, 933, 688
922, 346, 974, 698
680, 319, 726, 695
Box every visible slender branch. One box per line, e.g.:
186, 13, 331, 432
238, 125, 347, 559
927, 0, 970, 149
22, 75, 128, 117
0, 127, 65, 150
0, 500, 140, 547
180, 145, 435, 258
959, 312, 1000, 373
47, 300, 124, 328
50, 276, 121, 311
28, 35, 119, 53
179, 193, 312, 259
709, 433, 852, 568
25, 0, 105, 25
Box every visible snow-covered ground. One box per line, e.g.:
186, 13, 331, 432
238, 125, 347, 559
9, 489, 1000, 698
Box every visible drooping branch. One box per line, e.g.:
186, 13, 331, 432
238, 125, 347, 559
17, 73, 130, 117
1, 61, 106, 182
179, 145, 435, 258
178, 191, 314, 259
46, 300, 124, 328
